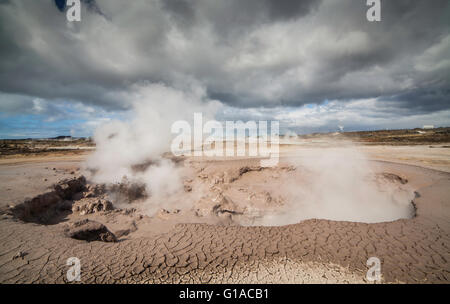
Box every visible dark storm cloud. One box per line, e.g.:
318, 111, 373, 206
163, 0, 320, 26
54, 0, 65, 12
386, 88, 450, 114
0, 0, 449, 119
266, 0, 321, 20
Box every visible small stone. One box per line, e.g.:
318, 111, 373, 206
13, 251, 27, 260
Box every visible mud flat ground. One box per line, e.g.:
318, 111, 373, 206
0, 129, 449, 283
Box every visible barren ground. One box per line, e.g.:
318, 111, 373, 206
0, 131, 449, 284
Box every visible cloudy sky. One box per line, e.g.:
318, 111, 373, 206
0, 0, 449, 138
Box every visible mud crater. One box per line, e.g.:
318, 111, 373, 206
2, 163, 418, 242
182, 163, 417, 226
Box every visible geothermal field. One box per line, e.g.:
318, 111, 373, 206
0, 129, 449, 284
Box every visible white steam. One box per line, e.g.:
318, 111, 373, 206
86, 86, 415, 225
255, 145, 416, 225
86, 83, 220, 211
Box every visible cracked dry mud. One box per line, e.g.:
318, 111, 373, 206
0, 153, 449, 284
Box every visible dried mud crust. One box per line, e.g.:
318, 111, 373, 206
0, 163, 449, 283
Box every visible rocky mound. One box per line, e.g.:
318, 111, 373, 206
9, 176, 86, 224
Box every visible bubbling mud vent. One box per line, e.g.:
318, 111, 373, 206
4, 146, 417, 245
82, 147, 416, 231
52, 86, 414, 231
169, 148, 417, 227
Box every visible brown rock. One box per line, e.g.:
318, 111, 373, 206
54, 176, 86, 200
72, 198, 113, 215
